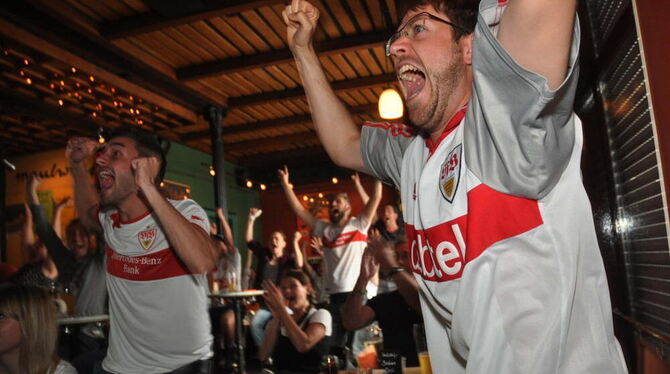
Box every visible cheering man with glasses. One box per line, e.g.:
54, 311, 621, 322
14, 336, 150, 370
282, 0, 628, 373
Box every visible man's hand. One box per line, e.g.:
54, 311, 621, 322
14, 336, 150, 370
282, 0, 320, 53
54, 197, 71, 211
351, 172, 361, 185
262, 280, 287, 315
248, 207, 262, 221
359, 246, 379, 283
131, 156, 160, 190
310, 236, 323, 255
368, 229, 398, 274
277, 165, 291, 187
294, 231, 302, 243
66, 137, 98, 165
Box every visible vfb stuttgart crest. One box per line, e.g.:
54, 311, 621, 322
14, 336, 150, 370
138, 227, 157, 251
439, 144, 462, 203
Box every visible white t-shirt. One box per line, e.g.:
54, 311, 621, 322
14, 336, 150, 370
100, 199, 213, 373
313, 217, 371, 294
280, 307, 332, 337
360, 1, 627, 373
52, 360, 77, 374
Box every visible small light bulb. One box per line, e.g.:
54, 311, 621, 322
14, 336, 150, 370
332, 177, 339, 184
209, 167, 216, 176
303, 195, 309, 201
260, 184, 267, 191
246, 180, 253, 188
71, 67, 77, 73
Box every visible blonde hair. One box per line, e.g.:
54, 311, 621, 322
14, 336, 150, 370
0, 283, 59, 374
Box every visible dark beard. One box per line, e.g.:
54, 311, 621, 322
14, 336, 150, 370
407, 50, 464, 138
329, 210, 343, 224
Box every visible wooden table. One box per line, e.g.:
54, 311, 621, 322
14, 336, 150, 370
209, 290, 265, 373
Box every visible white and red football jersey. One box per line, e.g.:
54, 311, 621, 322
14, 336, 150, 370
100, 199, 213, 373
360, 1, 627, 373
314, 217, 370, 294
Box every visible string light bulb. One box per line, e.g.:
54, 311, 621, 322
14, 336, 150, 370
260, 184, 267, 191
209, 166, 216, 176
245, 180, 253, 188
332, 177, 339, 184
378, 88, 404, 119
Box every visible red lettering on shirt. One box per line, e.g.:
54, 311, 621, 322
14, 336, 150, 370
106, 246, 192, 281
363, 121, 414, 138
322, 230, 368, 249
408, 184, 543, 282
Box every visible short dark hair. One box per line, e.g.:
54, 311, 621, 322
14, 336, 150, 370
397, 0, 479, 40
107, 128, 168, 184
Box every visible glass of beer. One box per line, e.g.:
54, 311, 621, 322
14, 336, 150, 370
413, 323, 432, 374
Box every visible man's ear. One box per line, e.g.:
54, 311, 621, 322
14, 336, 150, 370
461, 33, 474, 65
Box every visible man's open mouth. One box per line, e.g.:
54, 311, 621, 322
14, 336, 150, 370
398, 63, 426, 100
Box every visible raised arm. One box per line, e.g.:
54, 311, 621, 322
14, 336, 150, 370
498, 0, 577, 90
132, 157, 218, 274
216, 207, 235, 250
351, 173, 369, 205
343, 247, 378, 330
283, 0, 366, 172
52, 196, 70, 240
278, 166, 318, 229
66, 137, 102, 232
359, 180, 382, 225
292, 231, 305, 268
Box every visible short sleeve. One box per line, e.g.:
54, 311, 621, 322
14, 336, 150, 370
174, 199, 210, 233
308, 308, 332, 336
360, 121, 415, 188
464, 0, 581, 199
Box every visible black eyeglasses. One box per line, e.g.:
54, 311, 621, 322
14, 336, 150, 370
385, 12, 472, 57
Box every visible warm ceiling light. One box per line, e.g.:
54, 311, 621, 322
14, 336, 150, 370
378, 88, 403, 119
57, 99, 64, 106
303, 195, 309, 201
260, 184, 267, 191
288, 183, 294, 189
332, 177, 339, 184
318, 193, 323, 198
209, 166, 215, 176
71, 67, 77, 73
245, 180, 253, 188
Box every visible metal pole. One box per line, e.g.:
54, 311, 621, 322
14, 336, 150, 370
207, 106, 228, 233
0, 159, 7, 262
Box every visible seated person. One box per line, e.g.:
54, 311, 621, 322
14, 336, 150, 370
343, 234, 422, 367
245, 207, 303, 345
0, 283, 77, 374
258, 270, 331, 374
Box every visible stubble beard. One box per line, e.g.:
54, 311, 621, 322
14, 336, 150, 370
408, 48, 465, 138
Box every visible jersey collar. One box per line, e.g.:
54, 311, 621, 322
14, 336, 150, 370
425, 105, 468, 156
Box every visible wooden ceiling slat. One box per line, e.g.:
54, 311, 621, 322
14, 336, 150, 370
265, 65, 300, 89
61, 0, 105, 23
347, 0, 374, 32
163, 27, 217, 62
220, 16, 270, 53
177, 23, 229, 60
240, 10, 285, 50
190, 22, 240, 58
366, 0, 385, 29
95, 0, 139, 19
323, 1, 358, 35
111, 39, 176, 78
328, 55, 358, 79
357, 50, 384, 76
76, 0, 121, 21
133, 33, 190, 67
177, 30, 387, 81
226, 131, 316, 153
237, 70, 278, 93
208, 18, 255, 55
258, 6, 292, 41
150, 30, 209, 65
117, 0, 149, 13
342, 51, 373, 77
312, 0, 345, 39
100, 0, 286, 40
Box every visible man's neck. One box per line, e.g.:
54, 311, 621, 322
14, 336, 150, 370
429, 77, 473, 143
116, 193, 151, 222
385, 221, 399, 232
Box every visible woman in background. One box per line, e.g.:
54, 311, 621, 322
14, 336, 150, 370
259, 270, 331, 374
0, 283, 76, 374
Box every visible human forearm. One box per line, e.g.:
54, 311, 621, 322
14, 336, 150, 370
343, 276, 374, 330
258, 317, 280, 361
141, 186, 217, 273
30, 204, 74, 267
361, 181, 383, 224
277, 307, 322, 352
293, 238, 304, 268
292, 47, 366, 171
280, 180, 317, 228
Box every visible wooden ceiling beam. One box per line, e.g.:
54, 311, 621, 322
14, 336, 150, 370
239, 146, 328, 168
100, 0, 286, 40
183, 103, 376, 142
228, 73, 396, 108
178, 30, 389, 81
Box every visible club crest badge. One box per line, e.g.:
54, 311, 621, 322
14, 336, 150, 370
439, 144, 462, 203
138, 227, 157, 251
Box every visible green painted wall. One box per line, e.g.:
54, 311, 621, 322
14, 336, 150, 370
164, 142, 261, 260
